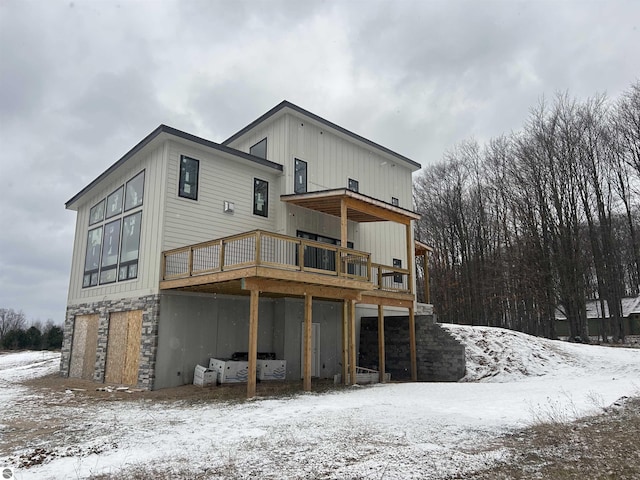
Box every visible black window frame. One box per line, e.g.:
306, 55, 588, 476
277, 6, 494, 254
253, 178, 269, 217
83, 226, 103, 287
179, 155, 199, 201
99, 219, 122, 285
348, 178, 359, 193
89, 199, 105, 226
119, 211, 142, 281
250, 138, 267, 159
393, 258, 403, 283
124, 170, 145, 211
105, 185, 124, 219
294, 158, 307, 194
391, 197, 399, 207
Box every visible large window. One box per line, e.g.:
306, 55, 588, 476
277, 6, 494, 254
296, 231, 353, 272
250, 138, 267, 159
179, 156, 199, 200
100, 219, 121, 284
82, 170, 144, 288
125, 171, 145, 211
106, 186, 124, 219
119, 211, 142, 281
83, 227, 103, 287
253, 178, 268, 217
294, 158, 307, 194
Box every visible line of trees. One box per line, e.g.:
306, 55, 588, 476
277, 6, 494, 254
0, 308, 63, 350
415, 81, 640, 342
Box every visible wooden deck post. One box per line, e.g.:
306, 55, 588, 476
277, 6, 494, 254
349, 299, 357, 385
409, 306, 417, 381
424, 250, 431, 304
247, 289, 259, 398
406, 223, 413, 294
303, 293, 313, 392
378, 304, 386, 383
342, 300, 348, 385
340, 198, 348, 247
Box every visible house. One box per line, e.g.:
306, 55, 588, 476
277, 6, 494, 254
60, 101, 429, 397
555, 296, 640, 341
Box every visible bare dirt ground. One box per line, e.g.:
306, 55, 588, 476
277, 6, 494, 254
9, 374, 640, 479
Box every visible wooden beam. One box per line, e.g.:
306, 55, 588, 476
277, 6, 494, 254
409, 306, 417, 382
424, 251, 431, 304
340, 198, 348, 247
344, 196, 412, 226
303, 294, 313, 392
342, 300, 348, 385
378, 304, 386, 383
406, 223, 414, 294
247, 289, 259, 398
349, 300, 357, 386
359, 293, 415, 309
242, 277, 362, 301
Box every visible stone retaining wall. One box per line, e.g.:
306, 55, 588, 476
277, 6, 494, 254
359, 315, 466, 382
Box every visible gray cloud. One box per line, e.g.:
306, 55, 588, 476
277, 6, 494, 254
0, 0, 638, 322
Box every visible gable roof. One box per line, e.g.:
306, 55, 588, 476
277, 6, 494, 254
222, 100, 422, 170
65, 124, 283, 210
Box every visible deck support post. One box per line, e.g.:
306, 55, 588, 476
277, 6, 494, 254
406, 223, 414, 294
340, 198, 348, 247
247, 289, 259, 398
342, 300, 348, 385
349, 299, 357, 385
303, 294, 313, 392
378, 304, 386, 383
409, 306, 417, 381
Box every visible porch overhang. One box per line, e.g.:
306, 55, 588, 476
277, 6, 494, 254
280, 188, 421, 225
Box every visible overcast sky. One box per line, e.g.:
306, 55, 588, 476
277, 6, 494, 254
0, 0, 638, 324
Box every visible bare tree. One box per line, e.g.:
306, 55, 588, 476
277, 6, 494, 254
0, 308, 27, 340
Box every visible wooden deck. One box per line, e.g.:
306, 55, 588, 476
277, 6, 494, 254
160, 230, 414, 305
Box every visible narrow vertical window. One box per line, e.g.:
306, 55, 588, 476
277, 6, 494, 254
348, 178, 359, 193
391, 197, 399, 206
83, 227, 103, 287
119, 211, 142, 281
393, 258, 402, 283
99, 219, 121, 284
125, 170, 145, 211
294, 158, 307, 194
253, 178, 269, 217
105, 186, 124, 219
179, 156, 199, 200
250, 138, 267, 159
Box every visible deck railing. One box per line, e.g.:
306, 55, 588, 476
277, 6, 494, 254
162, 230, 372, 283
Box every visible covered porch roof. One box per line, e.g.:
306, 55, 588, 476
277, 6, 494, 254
280, 188, 421, 225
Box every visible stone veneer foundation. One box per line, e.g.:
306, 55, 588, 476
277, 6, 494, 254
60, 294, 160, 390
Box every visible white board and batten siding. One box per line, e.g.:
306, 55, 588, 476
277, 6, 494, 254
67, 143, 167, 305
162, 140, 281, 251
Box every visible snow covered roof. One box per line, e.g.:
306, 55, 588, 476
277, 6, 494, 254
555, 296, 640, 320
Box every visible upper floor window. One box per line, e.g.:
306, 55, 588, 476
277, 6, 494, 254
253, 178, 268, 217
250, 138, 267, 159
179, 156, 199, 200
82, 170, 144, 288
105, 186, 124, 219
125, 170, 145, 211
348, 178, 359, 193
391, 197, 399, 207
294, 158, 307, 194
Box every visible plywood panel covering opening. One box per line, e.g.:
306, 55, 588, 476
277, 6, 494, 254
69, 314, 99, 380
105, 310, 142, 385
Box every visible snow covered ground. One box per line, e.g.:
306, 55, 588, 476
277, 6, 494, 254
1, 326, 640, 479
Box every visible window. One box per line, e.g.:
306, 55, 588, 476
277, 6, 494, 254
119, 211, 142, 281
179, 156, 199, 200
83, 227, 103, 287
253, 178, 269, 217
250, 138, 267, 159
100, 219, 121, 284
348, 178, 359, 193
294, 158, 307, 194
82, 170, 145, 288
89, 200, 105, 226
125, 170, 145, 211
391, 197, 399, 207
296, 230, 354, 272
393, 258, 402, 283
105, 186, 124, 219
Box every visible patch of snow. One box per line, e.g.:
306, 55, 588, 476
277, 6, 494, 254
2, 326, 640, 480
